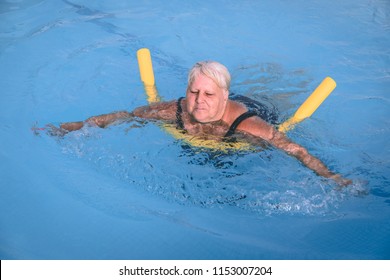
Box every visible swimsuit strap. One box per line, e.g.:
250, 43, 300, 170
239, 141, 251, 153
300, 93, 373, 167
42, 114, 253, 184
224, 111, 257, 138
176, 97, 185, 130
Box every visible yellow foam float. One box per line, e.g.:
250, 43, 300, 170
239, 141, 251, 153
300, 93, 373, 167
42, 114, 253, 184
278, 76, 336, 132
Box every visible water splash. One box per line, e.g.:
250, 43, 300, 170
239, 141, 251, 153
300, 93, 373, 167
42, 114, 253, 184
53, 122, 354, 216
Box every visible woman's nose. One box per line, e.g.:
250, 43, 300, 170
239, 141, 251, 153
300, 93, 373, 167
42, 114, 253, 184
196, 92, 204, 103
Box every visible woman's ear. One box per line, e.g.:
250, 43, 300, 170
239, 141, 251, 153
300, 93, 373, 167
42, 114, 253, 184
223, 89, 229, 101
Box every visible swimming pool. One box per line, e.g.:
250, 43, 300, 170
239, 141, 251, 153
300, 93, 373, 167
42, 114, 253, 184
0, 0, 389, 259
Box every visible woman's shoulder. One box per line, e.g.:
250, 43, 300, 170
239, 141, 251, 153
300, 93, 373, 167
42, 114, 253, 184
225, 100, 248, 122
133, 99, 178, 120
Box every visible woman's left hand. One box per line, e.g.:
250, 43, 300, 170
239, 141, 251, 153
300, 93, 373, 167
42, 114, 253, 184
330, 174, 353, 187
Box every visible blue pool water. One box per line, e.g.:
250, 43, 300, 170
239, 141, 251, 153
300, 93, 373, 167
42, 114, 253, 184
1, 0, 389, 259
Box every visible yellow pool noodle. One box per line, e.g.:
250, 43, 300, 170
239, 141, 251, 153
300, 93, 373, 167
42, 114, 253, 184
278, 76, 336, 133
137, 48, 155, 86
136, 48, 160, 103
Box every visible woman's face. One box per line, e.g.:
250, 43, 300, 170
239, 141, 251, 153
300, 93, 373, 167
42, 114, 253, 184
186, 74, 228, 123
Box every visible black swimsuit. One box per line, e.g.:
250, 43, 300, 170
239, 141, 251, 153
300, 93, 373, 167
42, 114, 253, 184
175, 97, 257, 138
176, 97, 185, 130
224, 111, 258, 137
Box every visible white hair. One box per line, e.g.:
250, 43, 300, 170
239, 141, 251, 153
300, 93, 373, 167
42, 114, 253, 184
187, 61, 231, 91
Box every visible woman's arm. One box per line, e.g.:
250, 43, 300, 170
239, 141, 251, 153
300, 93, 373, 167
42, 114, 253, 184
60, 111, 132, 132
59, 100, 178, 132
132, 100, 177, 120
237, 117, 351, 186
269, 130, 351, 185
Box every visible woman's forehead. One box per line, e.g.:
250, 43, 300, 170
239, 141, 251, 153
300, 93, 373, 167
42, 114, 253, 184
189, 74, 220, 89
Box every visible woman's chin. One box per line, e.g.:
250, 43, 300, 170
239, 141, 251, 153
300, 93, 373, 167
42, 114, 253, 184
192, 112, 209, 123
194, 117, 208, 123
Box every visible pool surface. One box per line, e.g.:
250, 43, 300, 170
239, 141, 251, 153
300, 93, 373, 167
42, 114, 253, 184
0, 0, 389, 259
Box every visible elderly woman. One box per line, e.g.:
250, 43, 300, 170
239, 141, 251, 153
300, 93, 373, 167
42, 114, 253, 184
59, 61, 351, 186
